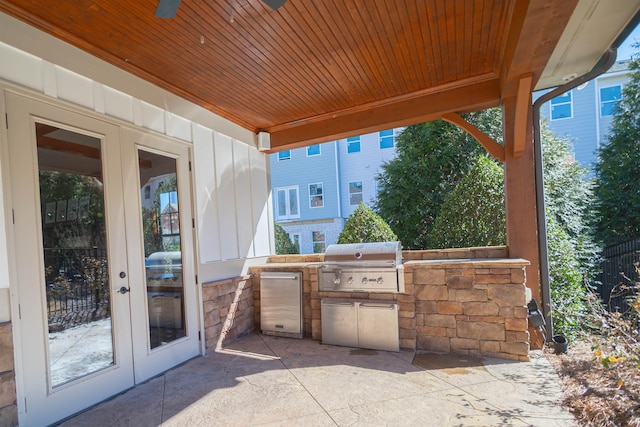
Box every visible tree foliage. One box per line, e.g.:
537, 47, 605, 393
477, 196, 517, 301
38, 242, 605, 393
594, 53, 640, 242
337, 203, 397, 244
545, 211, 587, 340
429, 155, 505, 248
541, 122, 598, 272
375, 109, 503, 249
274, 223, 298, 254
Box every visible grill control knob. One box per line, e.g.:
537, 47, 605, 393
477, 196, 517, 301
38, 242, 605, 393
377, 277, 384, 284
362, 277, 368, 285
333, 277, 341, 285
347, 276, 353, 285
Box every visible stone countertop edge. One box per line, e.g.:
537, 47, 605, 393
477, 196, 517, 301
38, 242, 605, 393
402, 258, 530, 267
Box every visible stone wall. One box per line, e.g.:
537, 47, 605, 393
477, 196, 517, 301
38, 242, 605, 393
250, 247, 531, 362
202, 275, 254, 350
406, 259, 530, 361
402, 246, 509, 260
0, 322, 17, 427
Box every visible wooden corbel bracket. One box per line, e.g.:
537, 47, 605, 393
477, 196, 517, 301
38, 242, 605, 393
441, 112, 505, 162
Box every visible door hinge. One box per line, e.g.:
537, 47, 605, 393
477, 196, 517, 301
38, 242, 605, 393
12, 209, 15, 225
189, 161, 192, 172
4, 113, 7, 129
198, 331, 201, 341
18, 304, 21, 319
195, 274, 198, 284
192, 218, 195, 228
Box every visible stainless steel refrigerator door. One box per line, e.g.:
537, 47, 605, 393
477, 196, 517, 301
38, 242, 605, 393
260, 272, 302, 335
321, 299, 358, 347
357, 301, 399, 352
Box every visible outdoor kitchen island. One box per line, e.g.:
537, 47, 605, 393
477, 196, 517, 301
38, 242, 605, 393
249, 246, 532, 362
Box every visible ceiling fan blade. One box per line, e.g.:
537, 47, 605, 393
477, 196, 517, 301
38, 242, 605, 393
155, 0, 181, 18
262, 0, 287, 10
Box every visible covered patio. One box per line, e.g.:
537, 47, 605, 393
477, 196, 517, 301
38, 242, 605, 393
58, 333, 575, 427
2, 0, 637, 321
1, 1, 639, 425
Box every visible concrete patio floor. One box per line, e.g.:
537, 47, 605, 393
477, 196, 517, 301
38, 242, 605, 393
58, 333, 576, 427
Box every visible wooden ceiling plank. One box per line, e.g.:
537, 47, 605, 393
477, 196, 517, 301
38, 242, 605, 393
341, 2, 392, 99
413, 1, 437, 88
312, 0, 380, 102
199, 3, 330, 113
425, 0, 445, 85
379, 1, 417, 94
289, 2, 364, 106
400, 1, 429, 88
368, 4, 413, 97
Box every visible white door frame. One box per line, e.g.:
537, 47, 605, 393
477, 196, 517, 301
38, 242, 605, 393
2, 88, 202, 426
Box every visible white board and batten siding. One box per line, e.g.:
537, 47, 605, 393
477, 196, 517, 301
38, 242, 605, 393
0, 17, 274, 285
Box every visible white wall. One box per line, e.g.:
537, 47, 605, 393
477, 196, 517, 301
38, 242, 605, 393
0, 14, 273, 286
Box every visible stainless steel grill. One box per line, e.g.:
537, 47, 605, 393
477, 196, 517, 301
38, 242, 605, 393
319, 241, 404, 293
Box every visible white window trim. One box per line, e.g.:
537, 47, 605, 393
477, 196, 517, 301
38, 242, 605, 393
379, 130, 394, 149
278, 150, 291, 161
599, 84, 622, 118
348, 180, 363, 205
309, 182, 324, 208
274, 185, 300, 220
550, 91, 573, 121
347, 136, 361, 154
307, 144, 321, 157
312, 231, 326, 253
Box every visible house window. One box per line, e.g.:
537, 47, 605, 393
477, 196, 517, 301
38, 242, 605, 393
309, 183, 324, 207
347, 136, 360, 153
289, 233, 300, 254
600, 85, 622, 117
312, 231, 325, 253
550, 91, 572, 120
349, 181, 363, 205
274, 186, 299, 220
144, 185, 151, 200
278, 150, 291, 161
379, 130, 394, 149
307, 144, 320, 156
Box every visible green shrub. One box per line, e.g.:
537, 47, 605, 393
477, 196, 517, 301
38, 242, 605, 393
546, 213, 587, 340
338, 203, 398, 244
429, 155, 505, 248
274, 223, 298, 254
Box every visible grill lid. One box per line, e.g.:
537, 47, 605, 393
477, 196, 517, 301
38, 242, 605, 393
323, 241, 402, 268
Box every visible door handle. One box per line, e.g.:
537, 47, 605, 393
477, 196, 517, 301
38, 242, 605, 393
118, 286, 130, 294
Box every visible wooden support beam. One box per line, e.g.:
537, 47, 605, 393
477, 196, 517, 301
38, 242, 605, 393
441, 113, 505, 162
267, 77, 501, 152
502, 96, 543, 349
514, 74, 533, 157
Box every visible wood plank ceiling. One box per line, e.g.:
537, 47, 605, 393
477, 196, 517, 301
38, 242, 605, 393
0, 0, 578, 150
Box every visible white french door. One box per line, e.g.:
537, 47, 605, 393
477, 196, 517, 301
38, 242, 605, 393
5, 92, 199, 426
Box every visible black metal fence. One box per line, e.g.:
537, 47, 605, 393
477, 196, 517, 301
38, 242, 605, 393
44, 247, 110, 320
597, 238, 640, 313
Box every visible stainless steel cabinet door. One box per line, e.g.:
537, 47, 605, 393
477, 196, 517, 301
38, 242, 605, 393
357, 301, 399, 352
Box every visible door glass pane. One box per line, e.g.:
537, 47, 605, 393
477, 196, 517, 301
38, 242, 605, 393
139, 150, 185, 349
36, 123, 114, 387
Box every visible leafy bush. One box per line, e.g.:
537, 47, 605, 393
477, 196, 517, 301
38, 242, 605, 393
546, 213, 587, 340
337, 203, 398, 244
274, 223, 298, 254
375, 109, 501, 249
428, 155, 505, 248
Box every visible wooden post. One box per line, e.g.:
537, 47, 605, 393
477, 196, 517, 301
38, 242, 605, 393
502, 95, 544, 349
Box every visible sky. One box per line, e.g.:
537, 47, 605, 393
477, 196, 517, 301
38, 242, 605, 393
617, 24, 640, 60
